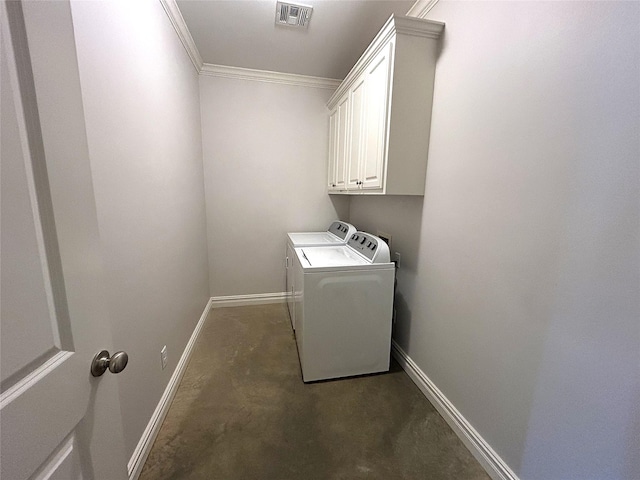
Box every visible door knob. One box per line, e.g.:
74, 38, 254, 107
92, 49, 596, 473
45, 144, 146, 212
91, 350, 129, 377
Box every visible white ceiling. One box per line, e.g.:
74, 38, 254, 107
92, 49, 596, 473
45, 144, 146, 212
175, 0, 416, 79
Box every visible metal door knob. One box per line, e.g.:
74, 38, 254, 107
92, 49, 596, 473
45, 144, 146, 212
91, 350, 129, 377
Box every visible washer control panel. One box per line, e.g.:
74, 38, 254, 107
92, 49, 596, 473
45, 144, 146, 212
328, 221, 355, 241
347, 232, 390, 263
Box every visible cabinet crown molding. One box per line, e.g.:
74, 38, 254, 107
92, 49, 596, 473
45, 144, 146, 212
327, 15, 444, 109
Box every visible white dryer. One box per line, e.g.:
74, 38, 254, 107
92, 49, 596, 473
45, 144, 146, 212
285, 221, 356, 328
292, 232, 395, 382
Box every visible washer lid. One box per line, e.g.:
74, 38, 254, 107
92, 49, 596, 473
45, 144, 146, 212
297, 246, 369, 268
287, 221, 356, 247
288, 232, 343, 247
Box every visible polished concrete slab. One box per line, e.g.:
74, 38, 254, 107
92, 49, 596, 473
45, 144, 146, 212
139, 304, 490, 480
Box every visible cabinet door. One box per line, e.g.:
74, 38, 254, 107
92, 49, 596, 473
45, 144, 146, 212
327, 108, 338, 190
362, 42, 392, 191
334, 94, 349, 190
347, 76, 366, 191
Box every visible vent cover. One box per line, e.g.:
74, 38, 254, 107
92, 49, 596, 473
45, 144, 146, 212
275, 2, 313, 28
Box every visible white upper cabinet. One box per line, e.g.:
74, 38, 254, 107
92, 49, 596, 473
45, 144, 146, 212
327, 15, 444, 195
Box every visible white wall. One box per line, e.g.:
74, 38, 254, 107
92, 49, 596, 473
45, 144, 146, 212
70, 0, 209, 459
351, 1, 640, 479
200, 76, 350, 296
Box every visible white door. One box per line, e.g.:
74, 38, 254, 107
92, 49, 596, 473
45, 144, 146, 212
346, 76, 366, 191
327, 108, 338, 190
334, 93, 349, 190
362, 42, 392, 191
1, 2, 127, 479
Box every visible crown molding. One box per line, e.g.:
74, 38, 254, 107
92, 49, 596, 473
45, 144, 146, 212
406, 0, 440, 19
159, 0, 203, 72
200, 64, 342, 90
394, 15, 445, 39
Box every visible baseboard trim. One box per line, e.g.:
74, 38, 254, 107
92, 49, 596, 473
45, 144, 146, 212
391, 340, 519, 480
210, 292, 288, 308
127, 297, 214, 480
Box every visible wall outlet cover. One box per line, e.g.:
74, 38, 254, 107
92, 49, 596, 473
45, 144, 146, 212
160, 345, 168, 370
394, 252, 401, 268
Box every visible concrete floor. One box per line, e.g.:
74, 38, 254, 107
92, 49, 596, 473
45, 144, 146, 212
139, 304, 490, 480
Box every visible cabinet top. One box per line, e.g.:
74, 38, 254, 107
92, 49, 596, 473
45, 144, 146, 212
327, 14, 445, 109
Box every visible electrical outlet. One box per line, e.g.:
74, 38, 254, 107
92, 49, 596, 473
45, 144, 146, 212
160, 345, 168, 370
394, 252, 401, 268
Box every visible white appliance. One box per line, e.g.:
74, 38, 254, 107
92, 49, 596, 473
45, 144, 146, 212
292, 232, 395, 382
285, 221, 356, 328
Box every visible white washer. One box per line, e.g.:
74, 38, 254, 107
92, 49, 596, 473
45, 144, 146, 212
292, 232, 395, 382
285, 221, 356, 328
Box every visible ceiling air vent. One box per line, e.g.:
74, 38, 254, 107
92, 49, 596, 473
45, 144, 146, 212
275, 2, 313, 28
